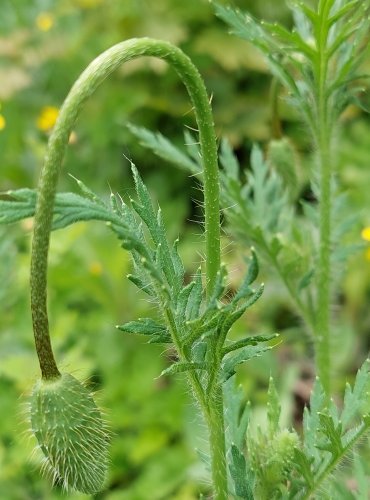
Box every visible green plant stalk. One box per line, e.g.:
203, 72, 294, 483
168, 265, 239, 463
165, 305, 228, 499
313, 0, 333, 397
30, 38, 226, 498
205, 385, 227, 500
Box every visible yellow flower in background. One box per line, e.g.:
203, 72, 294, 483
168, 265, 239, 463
0, 114, 5, 131
361, 227, 370, 242
89, 261, 103, 276
36, 12, 54, 32
37, 106, 59, 131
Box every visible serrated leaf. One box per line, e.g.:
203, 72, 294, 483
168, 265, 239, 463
191, 341, 207, 363
328, 1, 361, 28
117, 318, 169, 338
228, 444, 254, 500
263, 21, 316, 58
233, 249, 259, 303
160, 361, 207, 377
222, 333, 278, 356
207, 264, 228, 309
127, 123, 199, 174
224, 378, 250, 450
171, 238, 185, 288
243, 284, 264, 309
186, 268, 203, 320
69, 175, 106, 206
303, 377, 326, 457
266, 55, 300, 97
127, 273, 155, 297
293, 448, 315, 487
0, 188, 121, 230
176, 280, 195, 318
220, 344, 272, 382
0, 189, 37, 224
316, 412, 343, 456
214, 4, 266, 47
341, 359, 370, 428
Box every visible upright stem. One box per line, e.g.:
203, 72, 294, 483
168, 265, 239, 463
30, 38, 225, 496
206, 386, 228, 500
314, 1, 333, 396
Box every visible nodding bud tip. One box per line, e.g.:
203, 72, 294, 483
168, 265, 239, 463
30, 374, 109, 494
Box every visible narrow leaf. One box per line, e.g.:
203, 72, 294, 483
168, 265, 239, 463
186, 268, 203, 320
160, 362, 207, 377
221, 344, 272, 382
117, 318, 169, 337
222, 333, 278, 356
341, 359, 370, 427
233, 249, 259, 303
127, 123, 199, 174
228, 444, 254, 499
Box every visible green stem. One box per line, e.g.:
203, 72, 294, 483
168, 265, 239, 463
30, 38, 224, 496
314, 1, 333, 396
166, 306, 228, 499
205, 385, 228, 500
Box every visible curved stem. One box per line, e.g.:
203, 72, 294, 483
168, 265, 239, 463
31, 38, 220, 379
30, 38, 224, 497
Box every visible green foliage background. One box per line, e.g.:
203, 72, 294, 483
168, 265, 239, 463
0, 0, 369, 498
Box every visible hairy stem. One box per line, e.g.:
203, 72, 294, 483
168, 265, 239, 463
30, 38, 225, 496
31, 37, 220, 374
205, 385, 228, 500
166, 306, 227, 499
314, 1, 333, 397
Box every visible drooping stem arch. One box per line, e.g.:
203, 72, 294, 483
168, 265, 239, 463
30, 38, 227, 500
30, 38, 220, 380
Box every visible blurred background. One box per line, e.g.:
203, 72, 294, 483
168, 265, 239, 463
0, 0, 369, 498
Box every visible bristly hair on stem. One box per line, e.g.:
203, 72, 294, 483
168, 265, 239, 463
9, 37, 274, 499
214, 0, 370, 396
